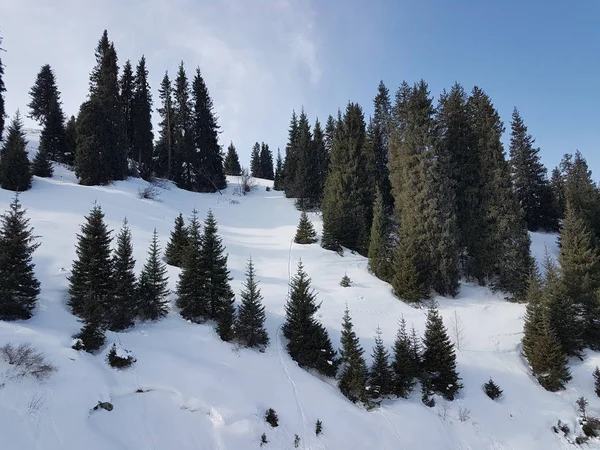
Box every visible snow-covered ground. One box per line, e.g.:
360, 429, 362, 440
0, 137, 598, 449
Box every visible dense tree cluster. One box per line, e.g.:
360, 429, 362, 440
250, 142, 274, 180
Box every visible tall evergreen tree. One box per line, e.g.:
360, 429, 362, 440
391, 316, 417, 397
294, 110, 320, 209
259, 143, 274, 180
0, 112, 33, 191
200, 210, 235, 341
321, 103, 372, 254
165, 213, 189, 267
282, 261, 337, 377
368, 326, 394, 400
313, 119, 329, 207
75, 30, 127, 185
131, 56, 154, 178
273, 149, 284, 190
31, 140, 53, 178
235, 257, 269, 350
176, 210, 207, 320
224, 142, 242, 176
0, 196, 41, 320
368, 187, 393, 282
338, 306, 368, 404
250, 142, 261, 178
522, 270, 544, 365
137, 229, 170, 321
191, 67, 226, 192
154, 72, 174, 178
67, 204, 113, 319
0, 35, 5, 140
283, 112, 299, 196
37, 98, 66, 166
27, 64, 62, 125
63, 115, 77, 166
531, 313, 572, 392
171, 62, 194, 187
371, 81, 394, 213
108, 219, 137, 331
120, 60, 135, 161
422, 306, 461, 400
509, 108, 557, 231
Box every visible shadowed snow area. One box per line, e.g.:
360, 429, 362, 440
0, 138, 598, 449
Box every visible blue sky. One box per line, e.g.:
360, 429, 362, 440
1, 0, 598, 175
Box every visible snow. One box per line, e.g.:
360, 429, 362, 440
0, 139, 599, 449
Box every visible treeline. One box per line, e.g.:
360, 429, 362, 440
278, 81, 594, 304
0, 30, 230, 193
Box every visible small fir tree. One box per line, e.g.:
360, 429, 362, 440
107, 343, 136, 368
368, 327, 394, 400
68, 204, 113, 319
235, 257, 269, 350
137, 229, 170, 321
265, 408, 278, 427
224, 142, 242, 176
260, 433, 268, 446
483, 378, 503, 400
338, 306, 368, 404
0, 112, 33, 192
422, 305, 462, 400
368, 187, 393, 282
273, 149, 284, 191
534, 314, 572, 392
340, 273, 352, 287
282, 261, 338, 377
176, 210, 208, 320
165, 213, 189, 267
250, 142, 261, 177
593, 367, 600, 397
0, 196, 41, 320
391, 316, 416, 397
315, 419, 323, 436
31, 143, 53, 178
108, 219, 137, 331
294, 211, 317, 244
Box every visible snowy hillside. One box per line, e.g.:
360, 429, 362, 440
0, 153, 599, 449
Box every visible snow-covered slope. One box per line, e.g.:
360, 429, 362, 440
0, 159, 598, 449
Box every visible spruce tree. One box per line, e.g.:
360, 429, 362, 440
273, 149, 284, 191
165, 213, 189, 267
154, 72, 174, 178
108, 219, 137, 331
131, 56, 154, 178
483, 378, 503, 400
593, 367, 600, 397
371, 81, 394, 213
63, 115, 77, 166
294, 211, 317, 244
0, 35, 4, 140
39, 98, 66, 165
533, 314, 571, 392
171, 62, 193, 187
294, 110, 320, 209
74, 304, 105, 353
27, 64, 62, 125
67, 204, 113, 318
338, 306, 368, 404
224, 142, 242, 176
422, 306, 461, 400
283, 112, 299, 196
31, 143, 53, 178
259, 143, 274, 180
200, 210, 235, 341
120, 60, 135, 161
509, 108, 557, 231
559, 204, 600, 348
191, 67, 226, 192
0, 112, 33, 191
176, 210, 208, 320
0, 196, 41, 320
522, 270, 545, 364
368, 326, 394, 400
235, 257, 269, 350
138, 229, 170, 321
282, 261, 337, 377
75, 31, 127, 185
391, 316, 416, 397
313, 119, 329, 207
368, 187, 393, 282
250, 142, 261, 178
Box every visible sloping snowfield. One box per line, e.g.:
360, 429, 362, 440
0, 141, 599, 449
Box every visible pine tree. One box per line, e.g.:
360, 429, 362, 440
38, 98, 66, 165
108, 219, 137, 331
391, 316, 416, 397
321, 103, 372, 254
294, 211, 317, 244
593, 367, 600, 397
522, 270, 545, 364
0, 196, 41, 320
75, 31, 127, 185
63, 115, 77, 166
283, 261, 337, 377
171, 61, 194, 187
294, 110, 320, 209
200, 210, 235, 341
250, 142, 261, 178
273, 149, 284, 190
368, 187, 393, 282
483, 378, 502, 400
31, 143, 53, 178
27, 64, 62, 125
0, 35, 5, 140
67, 204, 113, 318
74, 304, 105, 353
165, 213, 189, 267
338, 306, 368, 404
371, 81, 394, 213
559, 204, 600, 348
533, 314, 571, 392
154, 72, 174, 178
509, 108, 557, 231
313, 119, 329, 207
120, 60, 135, 161
340, 273, 352, 287
368, 326, 394, 400
235, 257, 269, 350
224, 142, 242, 176
422, 306, 461, 400
131, 56, 154, 178
138, 229, 170, 321
259, 143, 274, 180
191, 67, 226, 192
176, 210, 208, 320
283, 112, 299, 196
0, 112, 33, 191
